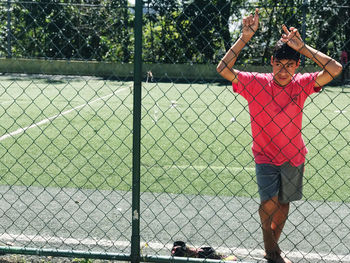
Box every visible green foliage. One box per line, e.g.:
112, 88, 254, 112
0, 0, 348, 64
72, 258, 94, 263
0, 0, 133, 61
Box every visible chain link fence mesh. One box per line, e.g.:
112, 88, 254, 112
0, 1, 349, 263
0, 0, 134, 258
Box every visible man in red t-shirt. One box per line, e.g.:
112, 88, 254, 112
216, 9, 342, 263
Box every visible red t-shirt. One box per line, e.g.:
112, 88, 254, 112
232, 72, 321, 166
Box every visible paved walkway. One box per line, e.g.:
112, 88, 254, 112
0, 185, 349, 262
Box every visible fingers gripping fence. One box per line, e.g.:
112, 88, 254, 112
0, 1, 349, 263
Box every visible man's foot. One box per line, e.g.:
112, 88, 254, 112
264, 251, 292, 263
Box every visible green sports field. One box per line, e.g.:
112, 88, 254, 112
0, 75, 349, 203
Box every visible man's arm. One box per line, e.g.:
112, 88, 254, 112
300, 45, 343, 87
281, 25, 342, 87
216, 9, 259, 83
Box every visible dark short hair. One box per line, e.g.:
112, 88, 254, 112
273, 40, 300, 62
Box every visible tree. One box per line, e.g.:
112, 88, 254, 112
143, 0, 182, 63
175, 0, 245, 63
308, 0, 348, 58
102, 0, 132, 62
1, 0, 349, 65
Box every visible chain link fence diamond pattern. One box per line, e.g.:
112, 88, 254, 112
0, 1, 349, 263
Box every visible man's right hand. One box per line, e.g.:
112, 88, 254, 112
242, 8, 259, 40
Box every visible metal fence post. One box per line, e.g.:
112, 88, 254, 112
131, 0, 143, 263
6, 0, 12, 58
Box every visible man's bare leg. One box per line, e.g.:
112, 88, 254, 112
271, 201, 289, 242
259, 196, 292, 263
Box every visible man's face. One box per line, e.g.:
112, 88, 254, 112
271, 57, 300, 86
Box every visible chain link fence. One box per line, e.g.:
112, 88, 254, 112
0, 0, 349, 263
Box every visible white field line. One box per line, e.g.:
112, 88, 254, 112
159, 165, 255, 172
0, 233, 349, 262
0, 87, 129, 142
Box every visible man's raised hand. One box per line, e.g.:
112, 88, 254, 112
242, 8, 259, 39
281, 25, 305, 52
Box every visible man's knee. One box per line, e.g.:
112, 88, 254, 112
260, 196, 279, 213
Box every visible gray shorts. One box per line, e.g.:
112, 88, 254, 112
255, 162, 304, 203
